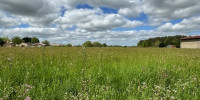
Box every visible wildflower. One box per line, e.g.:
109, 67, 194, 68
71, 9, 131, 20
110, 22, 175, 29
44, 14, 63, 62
25, 89, 30, 93
25, 84, 33, 89
24, 96, 31, 100
8, 58, 11, 61
170, 96, 175, 99
173, 89, 177, 93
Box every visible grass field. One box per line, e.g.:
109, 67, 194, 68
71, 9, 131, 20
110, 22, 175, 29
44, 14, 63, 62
0, 47, 200, 99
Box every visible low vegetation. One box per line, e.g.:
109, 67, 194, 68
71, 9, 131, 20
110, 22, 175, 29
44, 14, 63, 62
0, 47, 200, 99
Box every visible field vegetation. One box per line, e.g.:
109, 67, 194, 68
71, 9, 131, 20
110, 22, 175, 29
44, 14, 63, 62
0, 47, 200, 99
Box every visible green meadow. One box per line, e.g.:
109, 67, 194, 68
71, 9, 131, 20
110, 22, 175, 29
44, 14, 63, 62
0, 47, 200, 99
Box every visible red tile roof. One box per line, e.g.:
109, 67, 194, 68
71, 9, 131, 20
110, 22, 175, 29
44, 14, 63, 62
180, 36, 200, 40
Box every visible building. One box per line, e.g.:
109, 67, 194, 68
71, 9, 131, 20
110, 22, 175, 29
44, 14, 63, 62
32, 43, 46, 47
3, 41, 14, 47
166, 45, 176, 48
16, 43, 32, 47
180, 36, 200, 48
50, 44, 61, 47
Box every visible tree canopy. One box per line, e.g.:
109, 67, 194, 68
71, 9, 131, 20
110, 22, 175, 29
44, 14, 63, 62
82, 41, 93, 47
93, 42, 102, 47
0, 38, 5, 46
137, 35, 186, 48
12, 37, 23, 44
31, 37, 40, 44
42, 40, 50, 46
2, 37, 11, 42
23, 37, 32, 43
66, 43, 72, 47
102, 43, 107, 47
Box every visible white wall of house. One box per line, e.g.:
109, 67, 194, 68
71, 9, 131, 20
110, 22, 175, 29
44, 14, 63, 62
181, 39, 200, 48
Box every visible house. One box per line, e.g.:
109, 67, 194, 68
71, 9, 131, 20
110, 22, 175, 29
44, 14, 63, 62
50, 44, 61, 47
166, 45, 176, 48
3, 41, 14, 47
33, 43, 46, 47
180, 36, 200, 48
16, 43, 32, 47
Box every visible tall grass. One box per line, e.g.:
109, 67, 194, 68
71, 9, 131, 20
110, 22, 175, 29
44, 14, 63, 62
0, 47, 200, 99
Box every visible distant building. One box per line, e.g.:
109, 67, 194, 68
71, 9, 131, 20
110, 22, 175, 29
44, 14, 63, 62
50, 44, 61, 47
16, 43, 32, 47
166, 45, 176, 48
3, 41, 14, 47
32, 43, 46, 47
180, 36, 200, 48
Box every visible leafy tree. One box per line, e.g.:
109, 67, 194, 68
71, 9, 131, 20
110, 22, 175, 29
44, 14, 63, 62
2, 37, 11, 42
159, 42, 165, 47
23, 37, 32, 43
137, 40, 144, 47
171, 39, 180, 47
93, 42, 102, 47
12, 37, 23, 44
155, 40, 161, 47
42, 40, 50, 46
0, 38, 5, 46
102, 43, 107, 47
82, 41, 93, 47
66, 43, 72, 47
137, 35, 186, 48
31, 37, 40, 44
142, 41, 147, 47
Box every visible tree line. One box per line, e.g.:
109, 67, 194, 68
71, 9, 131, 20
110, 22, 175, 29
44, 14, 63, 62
82, 41, 107, 47
137, 35, 186, 48
0, 37, 50, 46
0, 37, 108, 47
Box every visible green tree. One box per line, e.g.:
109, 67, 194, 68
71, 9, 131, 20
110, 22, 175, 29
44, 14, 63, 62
23, 37, 32, 43
2, 37, 11, 42
171, 39, 180, 47
0, 38, 5, 46
137, 40, 144, 47
102, 43, 107, 47
93, 42, 102, 47
12, 37, 23, 44
31, 37, 40, 44
142, 41, 147, 47
66, 43, 72, 47
42, 40, 50, 46
159, 42, 165, 47
155, 40, 161, 47
82, 41, 93, 47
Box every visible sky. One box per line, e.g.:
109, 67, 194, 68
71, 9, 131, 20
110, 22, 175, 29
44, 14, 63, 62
0, 0, 200, 46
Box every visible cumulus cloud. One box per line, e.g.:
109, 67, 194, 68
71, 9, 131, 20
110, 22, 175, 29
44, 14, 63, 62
0, 0, 60, 26
0, 12, 20, 28
158, 16, 200, 32
118, 1, 141, 18
55, 8, 143, 32
142, 0, 200, 25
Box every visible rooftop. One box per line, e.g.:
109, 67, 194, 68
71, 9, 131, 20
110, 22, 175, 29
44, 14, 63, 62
180, 36, 200, 40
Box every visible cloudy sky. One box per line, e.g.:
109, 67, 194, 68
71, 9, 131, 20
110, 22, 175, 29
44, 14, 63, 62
0, 0, 200, 46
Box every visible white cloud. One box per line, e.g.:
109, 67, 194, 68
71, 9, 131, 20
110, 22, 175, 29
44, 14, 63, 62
118, 1, 141, 18
142, 0, 200, 25
0, 12, 20, 28
158, 16, 200, 32
56, 8, 143, 32
0, 0, 60, 27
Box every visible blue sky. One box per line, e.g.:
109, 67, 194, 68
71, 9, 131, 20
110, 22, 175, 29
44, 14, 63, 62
0, 0, 200, 46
